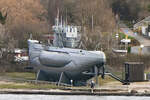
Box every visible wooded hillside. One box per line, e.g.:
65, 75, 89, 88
0, 0, 116, 49
0, 0, 150, 49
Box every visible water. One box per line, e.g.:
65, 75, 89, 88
0, 94, 150, 100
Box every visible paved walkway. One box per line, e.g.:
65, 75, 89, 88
119, 22, 150, 55
120, 28, 150, 46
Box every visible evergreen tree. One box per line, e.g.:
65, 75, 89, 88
0, 11, 7, 25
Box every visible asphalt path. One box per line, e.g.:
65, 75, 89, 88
120, 28, 150, 47
119, 22, 150, 55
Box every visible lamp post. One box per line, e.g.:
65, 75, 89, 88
139, 45, 144, 55
70, 79, 73, 89
116, 33, 119, 49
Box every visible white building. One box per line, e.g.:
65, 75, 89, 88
133, 16, 150, 37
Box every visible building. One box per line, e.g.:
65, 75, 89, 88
133, 16, 150, 37
124, 62, 144, 82
14, 49, 28, 62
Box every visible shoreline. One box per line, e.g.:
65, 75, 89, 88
0, 73, 150, 96
0, 89, 150, 96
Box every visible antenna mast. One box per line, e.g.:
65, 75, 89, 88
55, 8, 59, 26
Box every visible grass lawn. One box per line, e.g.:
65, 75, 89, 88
1, 72, 36, 80
0, 72, 62, 89
117, 31, 140, 46
119, 32, 134, 40
0, 71, 125, 89
98, 71, 124, 85
0, 82, 59, 89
